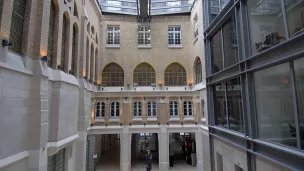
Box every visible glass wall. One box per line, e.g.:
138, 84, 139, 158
211, 30, 223, 73
285, 0, 304, 38
214, 83, 227, 128
209, 0, 230, 22
223, 15, 238, 67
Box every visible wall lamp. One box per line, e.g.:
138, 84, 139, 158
41, 56, 49, 62
83, 76, 88, 80
2, 39, 12, 47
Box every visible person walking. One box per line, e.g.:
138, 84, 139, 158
145, 150, 152, 171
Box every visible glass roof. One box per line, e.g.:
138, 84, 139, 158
97, 0, 194, 15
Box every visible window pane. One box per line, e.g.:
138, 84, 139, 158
293, 57, 304, 149
254, 63, 297, 148
223, 15, 238, 67
215, 83, 227, 128
247, 0, 286, 55
211, 30, 223, 73
226, 78, 244, 132
285, 0, 304, 38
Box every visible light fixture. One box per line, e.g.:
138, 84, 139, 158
2, 39, 12, 47
41, 56, 49, 62
83, 76, 88, 80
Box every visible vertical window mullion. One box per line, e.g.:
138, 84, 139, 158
280, 0, 290, 40
220, 27, 225, 68
224, 82, 229, 129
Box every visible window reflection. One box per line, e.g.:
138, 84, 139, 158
223, 15, 238, 67
211, 31, 223, 73
285, 0, 304, 37
254, 63, 297, 148
226, 78, 244, 132
293, 58, 304, 149
215, 83, 227, 128
247, 0, 286, 55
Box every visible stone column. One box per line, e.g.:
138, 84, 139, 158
158, 126, 169, 171
195, 132, 204, 171
120, 126, 131, 171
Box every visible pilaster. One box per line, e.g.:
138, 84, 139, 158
158, 126, 169, 171
195, 132, 204, 171
120, 126, 131, 171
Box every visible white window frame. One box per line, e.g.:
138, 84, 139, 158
168, 26, 182, 47
147, 101, 157, 117
183, 101, 193, 117
110, 102, 120, 118
133, 101, 142, 117
137, 25, 151, 46
107, 25, 120, 46
169, 101, 179, 117
95, 102, 105, 118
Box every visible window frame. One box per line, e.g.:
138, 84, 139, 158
110, 102, 120, 118
147, 101, 157, 117
107, 25, 120, 45
168, 26, 182, 46
183, 101, 193, 117
169, 101, 179, 117
133, 101, 142, 118
137, 25, 151, 46
95, 102, 105, 118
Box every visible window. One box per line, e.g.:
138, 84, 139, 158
211, 30, 223, 73
164, 63, 187, 86
216, 152, 223, 171
170, 101, 179, 117
101, 63, 124, 86
168, 26, 181, 45
71, 25, 77, 76
95, 102, 105, 118
193, 14, 199, 39
254, 63, 296, 148
195, 58, 202, 84
110, 102, 120, 117
138, 26, 151, 45
209, 0, 229, 23
133, 63, 156, 86
90, 44, 94, 80
9, 0, 26, 54
47, 1, 56, 67
86, 38, 89, 77
235, 165, 243, 171
107, 26, 120, 45
133, 101, 142, 117
95, 49, 98, 82
60, 15, 68, 71
247, 0, 286, 55
183, 101, 193, 117
147, 101, 157, 117
223, 15, 238, 67
48, 148, 65, 171
285, 0, 304, 38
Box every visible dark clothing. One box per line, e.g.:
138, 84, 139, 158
145, 154, 152, 171
169, 155, 174, 167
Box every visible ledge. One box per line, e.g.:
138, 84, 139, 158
147, 117, 157, 121
0, 151, 29, 169
169, 117, 180, 121
47, 133, 79, 156
184, 117, 195, 121
137, 45, 152, 49
49, 69, 79, 87
106, 44, 120, 48
109, 118, 120, 122
132, 117, 143, 121
201, 118, 206, 123
168, 45, 182, 49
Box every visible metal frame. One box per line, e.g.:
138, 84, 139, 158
204, 0, 304, 169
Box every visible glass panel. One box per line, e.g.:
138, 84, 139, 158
211, 30, 223, 73
293, 57, 304, 149
247, 0, 286, 55
215, 83, 227, 128
223, 15, 238, 67
254, 63, 297, 148
285, 0, 304, 38
226, 78, 244, 132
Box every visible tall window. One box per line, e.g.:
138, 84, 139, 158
90, 44, 94, 80
193, 14, 199, 39
95, 102, 105, 118
71, 25, 77, 75
183, 101, 193, 117
110, 102, 120, 117
102, 63, 124, 86
147, 101, 156, 117
9, 0, 26, 54
170, 101, 179, 117
48, 148, 65, 171
60, 15, 68, 71
138, 26, 151, 45
86, 38, 89, 77
195, 58, 202, 84
133, 63, 155, 86
107, 26, 120, 45
165, 63, 187, 86
133, 101, 142, 117
95, 49, 98, 82
47, 1, 56, 67
168, 26, 181, 45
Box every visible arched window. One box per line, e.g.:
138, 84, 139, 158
169, 101, 179, 117
86, 38, 89, 77
95, 49, 98, 82
133, 63, 156, 86
71, 24, 78, 75
195, 58, 202, 84
102, 63, 124, 86
133, 101, 142, 117
95, 102, 105, 118
47, 0, 56, 67
147, 101, 156, 117
9, 0, 26, 54
110, 102, 119, 117
165, 63, 187, 86
183, 101, 193, 117
90, 43, 94, 80
60, 14, 68, 71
